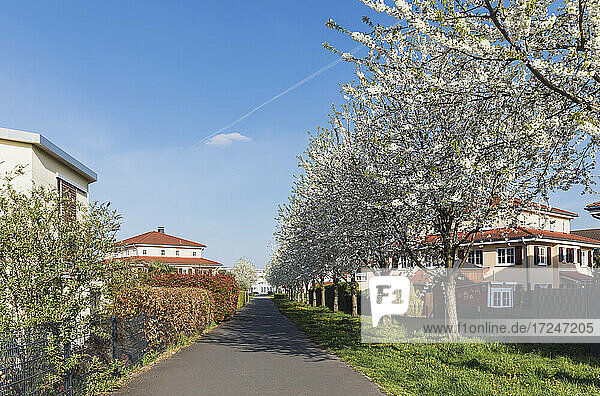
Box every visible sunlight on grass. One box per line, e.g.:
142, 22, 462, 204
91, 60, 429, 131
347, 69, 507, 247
272, 298, 600, 396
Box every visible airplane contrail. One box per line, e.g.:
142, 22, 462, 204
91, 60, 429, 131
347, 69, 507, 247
193, 45, 363, 148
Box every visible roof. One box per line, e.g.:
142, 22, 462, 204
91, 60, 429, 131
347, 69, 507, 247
119, 231, 207, 247
519, 201, 578, 218
0, 127, 97, 183
585, 201, 600, 209
571, 229, 600, 242
125, 256, 221, 266
442, 227, 600, 246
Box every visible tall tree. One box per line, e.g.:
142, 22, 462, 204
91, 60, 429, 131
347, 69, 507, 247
232, 257, 258, 291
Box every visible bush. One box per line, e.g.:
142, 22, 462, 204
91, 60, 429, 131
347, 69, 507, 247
273, 293, 286, 300
310, 282, 361, 314
147, 273, 239, 322
114, 287, 213, 349
237, 291, 247, 309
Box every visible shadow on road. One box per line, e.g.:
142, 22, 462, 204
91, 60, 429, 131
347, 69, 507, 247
198, 297, 332, 361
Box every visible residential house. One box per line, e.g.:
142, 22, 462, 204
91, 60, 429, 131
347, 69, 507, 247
251, 269, 274, 294
0, 127, 97, 212
116, 227, 222, 274
357, 203, 600, 309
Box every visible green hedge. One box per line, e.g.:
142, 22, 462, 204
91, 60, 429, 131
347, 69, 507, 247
309, 282, 361, 314
237, 290, 247, 309
273, 293, 286, 300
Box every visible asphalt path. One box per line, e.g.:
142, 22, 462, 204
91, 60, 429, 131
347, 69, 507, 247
114, 296, 383, 396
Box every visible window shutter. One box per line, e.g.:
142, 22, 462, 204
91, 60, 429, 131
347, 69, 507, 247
578, 249, 582, 264
559, 247, 564, 262
458, 249, 464, 260
515, 246, 522, 265
589, 251, 593, 267
547, 247, 551, 266
534, 247, 539, 265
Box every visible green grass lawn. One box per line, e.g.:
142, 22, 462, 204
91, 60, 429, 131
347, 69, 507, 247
272, 298, 600, 395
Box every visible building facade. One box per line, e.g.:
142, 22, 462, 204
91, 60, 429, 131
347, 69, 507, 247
0, 127, 97, 210
116, 227, 222, 274
358, 203, 600, 294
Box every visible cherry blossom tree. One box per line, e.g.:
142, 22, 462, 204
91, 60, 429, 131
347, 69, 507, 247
232, 257, 258, 291
270, 0, 599, 337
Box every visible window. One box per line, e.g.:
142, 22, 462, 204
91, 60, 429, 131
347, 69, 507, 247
161, 249, 166, 256
176, 250, 180, 256
497, 247, 515, 266
57, 178, 77, 222
142, 249, 147, 255
581, 250, 588, 266
534, 246, 548, 266
193, 251, 197, 257
355, 272, 367, 282
467, 250, 483, 266
566, 248, 575, 263
490, 288, 512, 308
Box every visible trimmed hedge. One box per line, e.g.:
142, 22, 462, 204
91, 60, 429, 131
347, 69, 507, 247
147, 273, 239, 322
237, 291, 247, 309
114, 287, 213, 348
310, 282, 361, 314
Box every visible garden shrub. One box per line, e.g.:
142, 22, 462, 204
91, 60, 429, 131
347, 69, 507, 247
147, 273, 239, 322
114, 287, 213, 349
237, 291, 247, 309
310, 282, 361, 314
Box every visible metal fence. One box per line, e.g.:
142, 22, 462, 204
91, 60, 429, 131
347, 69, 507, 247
0, 315, 148, 396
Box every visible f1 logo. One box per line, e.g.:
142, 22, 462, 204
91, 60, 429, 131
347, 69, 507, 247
369, 276, 410, 327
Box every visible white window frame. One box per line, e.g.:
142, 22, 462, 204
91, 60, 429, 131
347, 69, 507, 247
489, 287, 512, 308
536, 246, 547, 266
355, 272, 367, 282
496, 247, 515, 266
467, 249, 483, 267
581, 250, 588, 266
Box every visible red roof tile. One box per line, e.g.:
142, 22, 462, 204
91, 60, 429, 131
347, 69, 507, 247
124, 256, 221, 266
119, 231, 206, 248
464, 227, 600, 245
586, 201, 600, 209
572, 229, 600, 242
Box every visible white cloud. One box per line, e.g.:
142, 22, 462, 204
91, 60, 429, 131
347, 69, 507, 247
205, 132, 252, 146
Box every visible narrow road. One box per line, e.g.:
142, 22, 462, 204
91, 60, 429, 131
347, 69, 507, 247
114, 296, 382, 396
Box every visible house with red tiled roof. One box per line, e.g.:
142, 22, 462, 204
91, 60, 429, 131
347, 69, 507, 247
356, 203, 600, 299
585, 201, 600, 220
116, 227, 222, 274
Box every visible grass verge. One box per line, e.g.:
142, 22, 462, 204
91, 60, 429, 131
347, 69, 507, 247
272, 298, 600, 396
87, 323, 219, 395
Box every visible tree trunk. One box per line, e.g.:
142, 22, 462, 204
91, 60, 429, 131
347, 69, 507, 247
351, 277, 358, 317
320, 277, 326, 307
311, 281, 317, 306
445, 271, 459, 341
333, 276, 339, 313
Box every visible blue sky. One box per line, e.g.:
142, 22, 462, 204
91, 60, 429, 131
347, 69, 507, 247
0, 1, 597, 268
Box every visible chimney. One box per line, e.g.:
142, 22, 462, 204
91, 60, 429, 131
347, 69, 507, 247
157, 226, 165, 234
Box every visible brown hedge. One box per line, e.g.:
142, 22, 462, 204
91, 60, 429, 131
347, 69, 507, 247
114, 287, 213, 348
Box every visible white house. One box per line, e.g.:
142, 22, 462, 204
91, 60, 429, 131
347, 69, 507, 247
0, 127, 97, 210
116, 227, 222, 274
